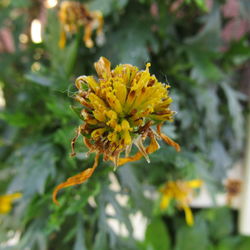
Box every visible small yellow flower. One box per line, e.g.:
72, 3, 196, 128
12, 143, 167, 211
53, 57, 180, 205
160, 180, 202, 226
0, 193, 22, 214
58, 1, 104, 48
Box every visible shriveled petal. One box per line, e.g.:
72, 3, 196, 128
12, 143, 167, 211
53, 154, 99, 205
94, 56, 111, 79
157, 124, 181, 152
118, 133, 159, 166
71, 126, 81, 157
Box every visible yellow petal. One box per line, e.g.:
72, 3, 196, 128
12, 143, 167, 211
0, 193, 22, 214
76, 76, 99, 93
59, 30, 66, 49
183, 205, 194, 226
160, 194, 171, 210
113, 81, 127, 106
91, 128, 107, 140
84, 23, 94, 48
188, 180, 203, 188
52, 154, 99, 206
94, 57, 111, 79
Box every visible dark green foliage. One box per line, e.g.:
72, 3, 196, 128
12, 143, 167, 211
0, 0, 249, 249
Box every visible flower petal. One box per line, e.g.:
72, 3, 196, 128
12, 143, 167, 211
187, 180, 203, 188
160, 194, 171, 210
118, 132, 159, 166
94, 57, 111, 79
59, 30, 66, 49
183, 205, 194, 226
52, 154, 99, 205
157, 124, 181, 152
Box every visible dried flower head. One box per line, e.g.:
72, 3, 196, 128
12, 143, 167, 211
160, 180, 202, 226
53, 57, 180, 205
58, 1, 104, 48
0, 193, 22, 214
225, 179, 241, 205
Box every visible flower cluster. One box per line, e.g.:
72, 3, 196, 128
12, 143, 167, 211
0, 193, 22, 214
160, 180, 202, 226
53, 57, 180, 204
58, 1, 104, 48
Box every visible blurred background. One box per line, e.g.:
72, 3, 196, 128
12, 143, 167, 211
0, 0, 250, 249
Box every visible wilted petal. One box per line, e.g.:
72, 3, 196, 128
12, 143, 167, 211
157, 124, 180, 152
53, 154, 99, 205
118, 133, 159, 166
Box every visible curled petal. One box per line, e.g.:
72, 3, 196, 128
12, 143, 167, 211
53, 154, 99, 206
157, 124, 180, 152
118, 133, 159, 166
71, 126, 81, 157
94, 57, 111, 79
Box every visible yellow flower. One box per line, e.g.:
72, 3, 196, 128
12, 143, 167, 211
58, 1, 104, 48
53, 57, 180, 205
160, 180, 202, 226
0, 193, 22, 214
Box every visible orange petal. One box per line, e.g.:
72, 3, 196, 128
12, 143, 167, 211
59, 30, 66, 49
157, 124, 181, 152
118, 133, 159, 166
84, 23, 94, 48
52, 154, 99, 206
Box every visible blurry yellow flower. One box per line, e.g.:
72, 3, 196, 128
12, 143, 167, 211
58, 1, 104, 48
0, 193, 22, 214
160, 180, 202, 226
53, 57, 180, 205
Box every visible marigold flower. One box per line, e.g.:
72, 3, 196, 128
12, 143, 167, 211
160, 180, 202, 226
0, 193, 22, 214
53, 57, 180, 205
58, 1, 104, 48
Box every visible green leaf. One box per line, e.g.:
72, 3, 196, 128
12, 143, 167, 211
70, 105, 85, 120
74, 217, 87, 250
175, 215, 210, 250
64, 38, 78, 77
93, 231, 108, 250
8, 143, 57, 196
25, 73, 52, 87
237, 237, 250, 250
216, 236, 242, 250
205, 207, 233, 241
144, 218, 170, 250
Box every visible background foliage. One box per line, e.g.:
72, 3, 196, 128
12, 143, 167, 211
0, 0, 249, 249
